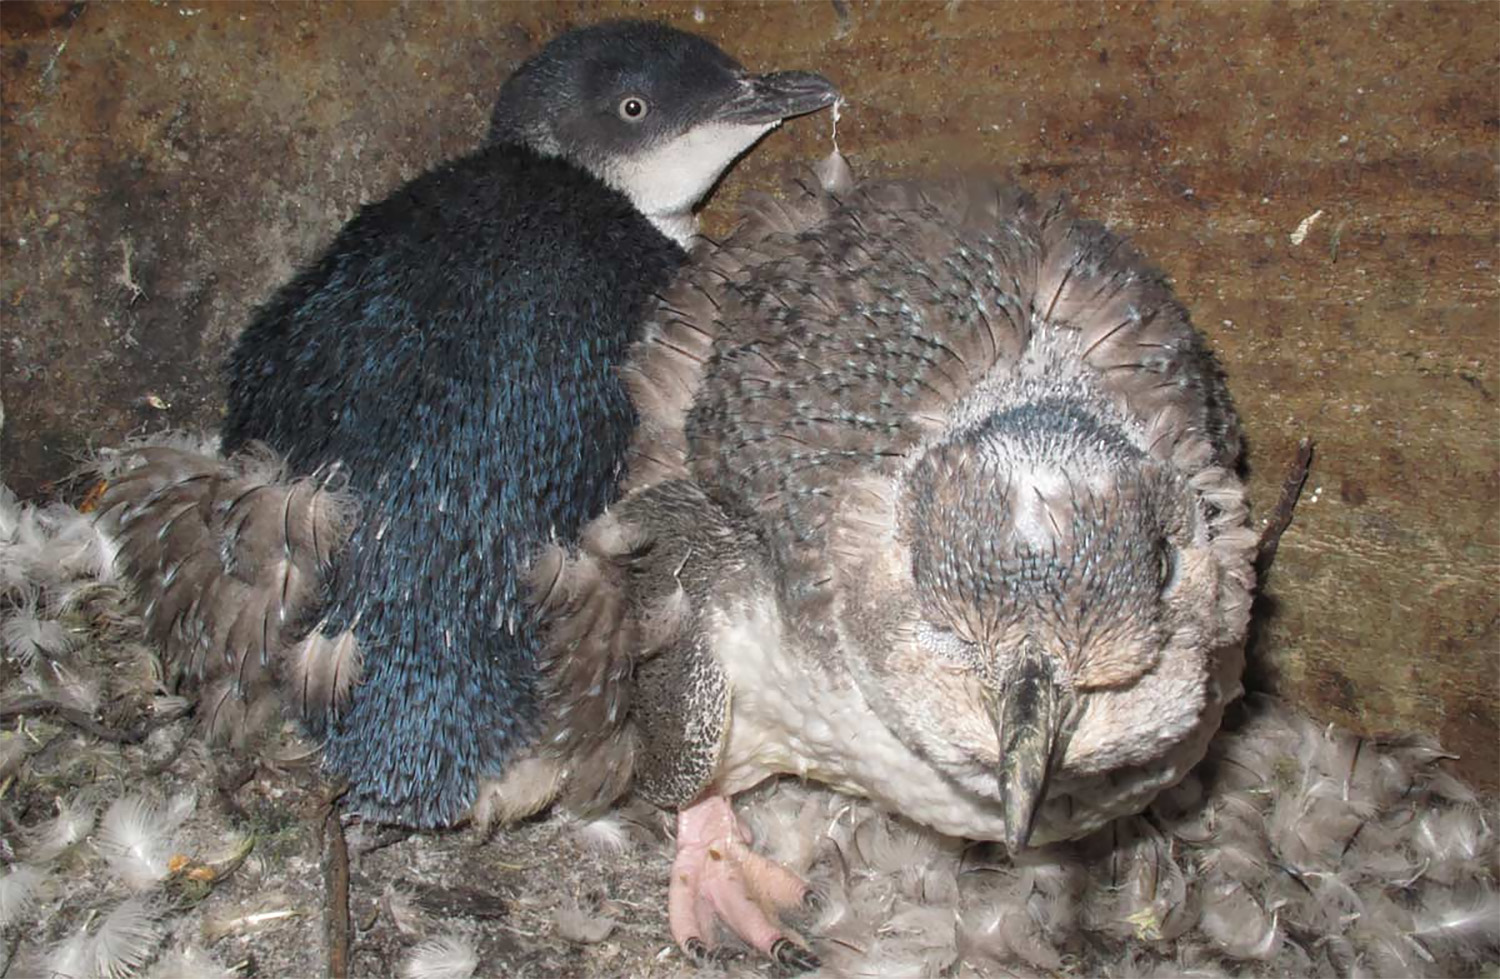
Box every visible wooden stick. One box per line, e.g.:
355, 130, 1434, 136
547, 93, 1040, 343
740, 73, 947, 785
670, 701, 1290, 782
1256, 438, 1314, 581
0, 697, 150, 743
322, 794, 352, 979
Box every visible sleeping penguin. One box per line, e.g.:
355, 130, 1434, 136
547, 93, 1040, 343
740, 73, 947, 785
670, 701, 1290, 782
97, 20, 838, 828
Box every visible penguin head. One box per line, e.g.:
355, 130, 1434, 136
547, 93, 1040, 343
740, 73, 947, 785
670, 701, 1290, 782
836, 390, 1241, 851
489, 20, 839, 245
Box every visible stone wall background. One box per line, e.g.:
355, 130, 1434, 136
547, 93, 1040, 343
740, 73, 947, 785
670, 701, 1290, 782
2, 1, 1495, 786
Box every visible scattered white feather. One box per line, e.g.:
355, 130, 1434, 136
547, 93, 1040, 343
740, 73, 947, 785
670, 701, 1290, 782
150, 694, 194, 720
1408, 885, 1500, 964
555, 900, 616, 944
1413, 806, 1493, 883
0, 864, 43, 928
569, 813, 631, 855
1199, 882, 1281, 960
26, 796, 98, 863
381, 883, 427, 938
25, 655, 102, 712
37, 501, 119, 586
0, 487, 120, 603
0, 495, 46, 597
42, 928, 94, 979
144, 944, 235, 979
90, 896, 166, 979
400, 932, 479, 979
0, 732, 28, 782
97, 795, 174, 890
1, 594, 74, 663
0, 482, 21, 538
163, 789, 198, 827
199, 891, 301, 944
852, 810, 943, 879
740, 783, 826, 872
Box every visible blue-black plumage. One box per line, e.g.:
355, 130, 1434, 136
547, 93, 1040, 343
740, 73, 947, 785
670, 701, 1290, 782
99, 20, 837, 827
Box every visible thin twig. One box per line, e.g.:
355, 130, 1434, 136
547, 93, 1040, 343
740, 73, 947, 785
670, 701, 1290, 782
0, 697, 152, 743
1256, 438, 1314, 581
322, 794, 351, 979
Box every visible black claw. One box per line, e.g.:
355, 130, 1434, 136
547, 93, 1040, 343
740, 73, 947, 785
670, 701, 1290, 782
683, 938, 710, 965
770, 938, 821, 973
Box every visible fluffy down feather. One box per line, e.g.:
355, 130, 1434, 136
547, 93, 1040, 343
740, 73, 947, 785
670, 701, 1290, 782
26, 897, 165, 979
90, 897, 167, 979
23, 796, 97, 863
0, 864, 43, 929
96, 792, 195, 891
400, 932, 480, 979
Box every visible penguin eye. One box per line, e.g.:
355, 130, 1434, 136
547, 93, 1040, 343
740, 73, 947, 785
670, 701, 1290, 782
617, 96, 649, 122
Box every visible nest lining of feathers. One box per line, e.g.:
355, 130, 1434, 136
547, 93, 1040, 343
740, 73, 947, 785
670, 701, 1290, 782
1, 463, 1497, 978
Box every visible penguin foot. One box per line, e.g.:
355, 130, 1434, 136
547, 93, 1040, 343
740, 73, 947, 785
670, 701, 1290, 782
669, 795, 819, 973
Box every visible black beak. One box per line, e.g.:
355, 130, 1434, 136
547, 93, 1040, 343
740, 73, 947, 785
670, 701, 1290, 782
987, 644, 1071, 853
716, 70, 839, 125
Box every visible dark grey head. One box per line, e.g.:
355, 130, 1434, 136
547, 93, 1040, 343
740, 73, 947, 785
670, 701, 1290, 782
489, 20, 839, 245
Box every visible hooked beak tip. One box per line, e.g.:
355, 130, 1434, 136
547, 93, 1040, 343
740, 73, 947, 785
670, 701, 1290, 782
718, 70, 840, 125
998, 761, 1045, 853
990, 644, 1070, 854
1000, 820, 1034, 854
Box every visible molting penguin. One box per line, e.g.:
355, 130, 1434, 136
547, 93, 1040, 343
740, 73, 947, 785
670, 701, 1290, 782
535, 164, 1257, 969
97, 21, 837, 828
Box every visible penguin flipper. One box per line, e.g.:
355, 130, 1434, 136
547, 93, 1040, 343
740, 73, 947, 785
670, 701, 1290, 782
535, 479, 764, 813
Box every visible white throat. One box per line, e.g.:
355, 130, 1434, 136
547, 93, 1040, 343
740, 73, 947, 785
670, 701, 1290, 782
646, 212, 702, 248
602, 121, 778, 248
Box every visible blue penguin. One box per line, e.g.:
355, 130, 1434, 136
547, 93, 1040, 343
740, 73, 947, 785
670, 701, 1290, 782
97, 20, 837, 828
533, 165, 1256, 968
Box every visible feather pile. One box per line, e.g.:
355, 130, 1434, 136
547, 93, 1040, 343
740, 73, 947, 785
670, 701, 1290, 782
0, 473, 239, 978
1, 480, 126, 713
2, 463, 1495, 977
732, 694, 1498, 977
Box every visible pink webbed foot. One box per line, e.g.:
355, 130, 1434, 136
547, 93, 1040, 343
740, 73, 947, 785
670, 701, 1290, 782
669, 795, 820, 972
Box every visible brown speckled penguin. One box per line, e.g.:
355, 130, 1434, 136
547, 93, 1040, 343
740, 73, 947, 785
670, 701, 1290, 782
534, 158, 1258, 969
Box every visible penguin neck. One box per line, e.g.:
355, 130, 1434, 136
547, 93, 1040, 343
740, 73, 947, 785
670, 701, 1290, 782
644, 210, 700, 249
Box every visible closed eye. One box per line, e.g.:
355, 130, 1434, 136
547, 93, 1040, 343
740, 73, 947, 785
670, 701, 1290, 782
915, 619, 984, 670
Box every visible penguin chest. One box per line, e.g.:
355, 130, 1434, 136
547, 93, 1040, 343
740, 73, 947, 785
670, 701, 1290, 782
708, 597, 1013, 840
708, 596, 864, 797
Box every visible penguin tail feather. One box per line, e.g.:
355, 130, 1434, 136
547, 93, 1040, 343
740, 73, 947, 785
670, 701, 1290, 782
96, 442, 360, 742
